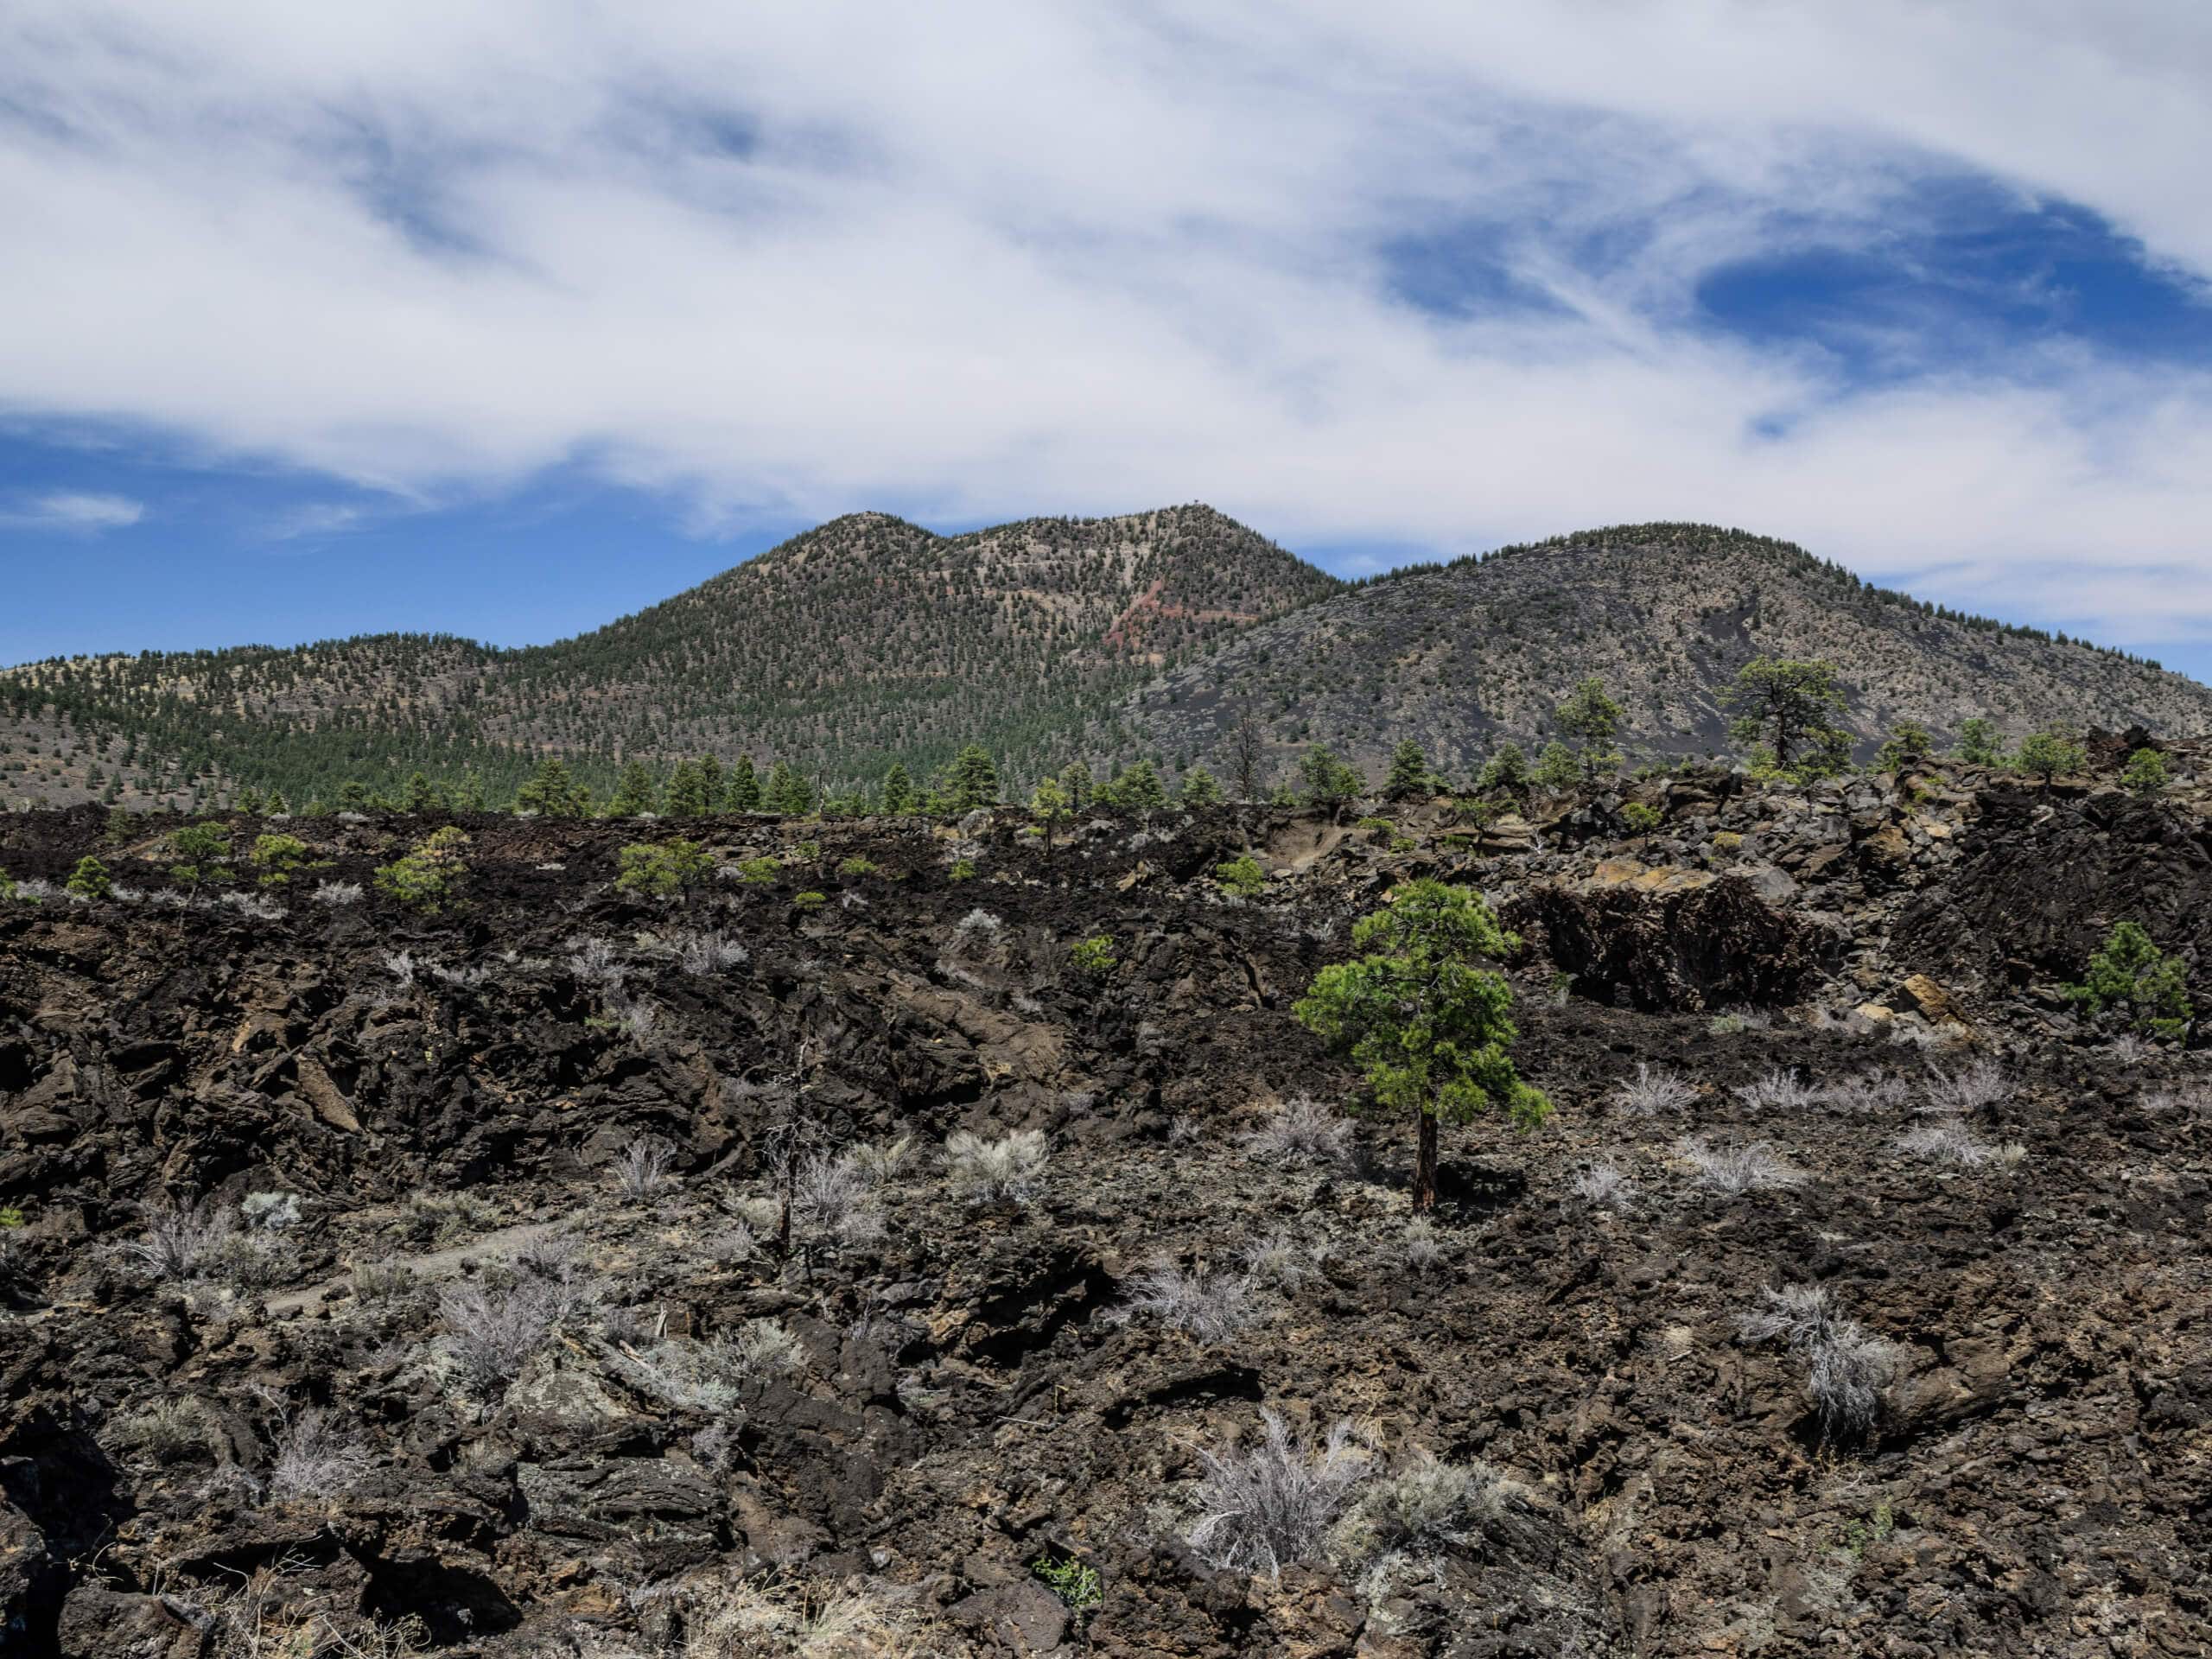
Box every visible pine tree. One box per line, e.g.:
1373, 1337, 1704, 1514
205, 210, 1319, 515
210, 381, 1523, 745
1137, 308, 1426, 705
1058, 760, 1093, 816
765, 760, 814, 815
1476, 742, 1529, 797
517, 757, 590, 818
664, 759, 710, 818
1555, 677, 1625, 782
607, 760, 659, 817
1295, 881, 1550, 1211
1722, 658, 1850, 779
942, 745, 1002, 812
727, 755, 762, 813
1103, 757, 1168, 810
1031, 775, 1071, 846
1534, 741, 1578, 790
698, 754, 726, 812
1297, 745, 1363, 808
880, 761, 916, 815
400, 772, 446, 814
1382, 739, 1431, 800
1177, 765, 1224, 807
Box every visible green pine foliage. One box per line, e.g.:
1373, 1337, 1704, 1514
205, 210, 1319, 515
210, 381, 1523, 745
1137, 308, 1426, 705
613, 839, 715, 900
2066, 921, 2192, 1041
1294, 880, 1549, 1211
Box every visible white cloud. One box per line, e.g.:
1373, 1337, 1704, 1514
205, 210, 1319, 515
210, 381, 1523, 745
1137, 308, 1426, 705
3, 3, 2212, 640
1, 491, 143, 531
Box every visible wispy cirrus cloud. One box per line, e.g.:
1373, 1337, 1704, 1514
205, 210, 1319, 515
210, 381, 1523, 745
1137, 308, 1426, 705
0, 490, 143, 531
1, 2, 2211, 650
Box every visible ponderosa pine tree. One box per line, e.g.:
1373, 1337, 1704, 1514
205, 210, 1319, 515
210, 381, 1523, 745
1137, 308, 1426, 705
664, 759, 710, 818
1956, 718, 2005, 767
1382, 738, 1431, 800
1554, 677, 1625, 781
1722, 658, 1850, 777
1058, 760, 1093, 816
607, 760, 659, 817
1178, 764, 1224, 807
942, 745, 1001, 812
1298, 745, 1363, 809
2015, 728, 2086, 792
880, 761, 916, 815
698, 754, 725, 812
516, 758, 591, 818
1477, 741, 1530, 797
1294, 880, 1550, 1211
727, 755, 762, 813
1031, 775, 1071, 846
1103, 757, 1168, 811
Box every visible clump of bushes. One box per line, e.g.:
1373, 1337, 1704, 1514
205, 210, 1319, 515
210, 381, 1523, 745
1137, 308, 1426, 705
1738, 1284, 1898, 1444
372, 826, 469, 912
248, 832, 315, 887
614, 838, 714, 900
2066, 920, 2191, 1041
1214, 855, 1265, 897
944, 1128, 1048, 1205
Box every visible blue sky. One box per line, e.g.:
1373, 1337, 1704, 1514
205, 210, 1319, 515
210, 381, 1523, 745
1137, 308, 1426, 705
5, 3, 2212, 683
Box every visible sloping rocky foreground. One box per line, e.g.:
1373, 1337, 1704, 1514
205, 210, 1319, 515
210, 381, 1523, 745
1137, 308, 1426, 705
2, 746, 2209, 1657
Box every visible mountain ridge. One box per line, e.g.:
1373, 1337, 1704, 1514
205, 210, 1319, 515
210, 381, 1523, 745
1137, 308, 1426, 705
2, 512, 2204, 810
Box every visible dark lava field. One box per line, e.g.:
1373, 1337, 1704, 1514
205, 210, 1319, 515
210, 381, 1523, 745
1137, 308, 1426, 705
3, 749, 2210, 1656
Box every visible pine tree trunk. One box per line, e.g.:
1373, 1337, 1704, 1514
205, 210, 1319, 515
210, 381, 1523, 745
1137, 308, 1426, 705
1414, 1110, 1440, 1211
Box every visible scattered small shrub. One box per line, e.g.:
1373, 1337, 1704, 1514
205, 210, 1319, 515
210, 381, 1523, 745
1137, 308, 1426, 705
793, 889, 827, 910
948, 857, 978, 881
249, 833, 315, 887
734, 855, 782, 883
1611, 1063, 1695, 1116
1403, 1216, 1445, 1274
1331, 1449, 1508, 1564
1572, 1161, 1637, 1209
1188, 1411, 1369, 1577
944, 1128, 1048, 1204
1680, 1138, 1804, 1194
836, 855, 880, 877
565, 936, 626, 989
1733, 1067, 1821, 1112
1238, 1230, 1321, 1294
128, 1196, 230, 1279
793, 1150, 886, 1246
1031, 1555, 1104, 1620
1620, 801, 1662, 832
1125, 1259, 1254, 1343
310, 880, 362, 906
848, 1135, 917, 1183
1069, 934, 1117, 977
1738, 1284, 1898, 1442
1895, 1121, 2003, 1166
1707, 1007, 1771, 1035
264, 1406, 372, 1503
613, 1135, 677, 1196
239, 1192, 302, 1232
1819, 1068, 1907, 1114
372, 827, 469, 912
440, 1278, 570, 1393
1920, 1058, 2007, 1116
1241, 1095, 1357, 1168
